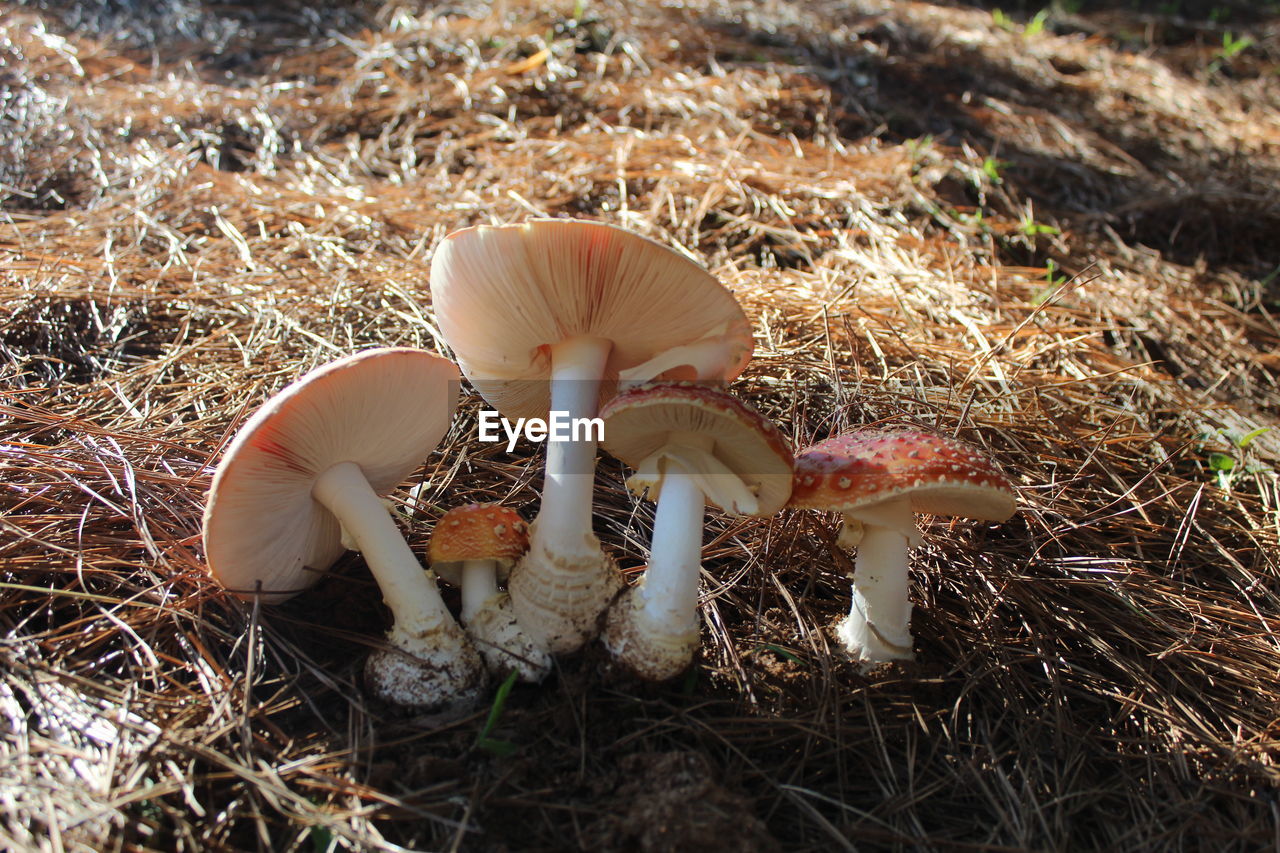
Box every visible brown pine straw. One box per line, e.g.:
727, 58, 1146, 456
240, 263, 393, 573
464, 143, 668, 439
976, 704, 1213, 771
2, 0, 1279, 849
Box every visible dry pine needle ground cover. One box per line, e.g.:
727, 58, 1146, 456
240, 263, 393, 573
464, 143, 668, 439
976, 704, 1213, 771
2, 0, 1279, 850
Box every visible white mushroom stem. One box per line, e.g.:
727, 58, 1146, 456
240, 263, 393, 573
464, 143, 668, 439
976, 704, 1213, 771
510, 334, 623, 655
534, 334, 612, 558
606, 434, 757, 680
836, 497, 919, 663
311, 461, 462, 640
455, 563, 553, 683
629, 463, 705, 642
459, 559, 499, 624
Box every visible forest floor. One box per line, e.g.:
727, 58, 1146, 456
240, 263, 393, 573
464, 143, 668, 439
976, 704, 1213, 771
2, 0, 1279, 850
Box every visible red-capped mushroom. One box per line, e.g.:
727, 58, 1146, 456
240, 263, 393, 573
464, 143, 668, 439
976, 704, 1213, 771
790, 429, 1016, 663
430, 503, 551, 682
600, 383, 793, 679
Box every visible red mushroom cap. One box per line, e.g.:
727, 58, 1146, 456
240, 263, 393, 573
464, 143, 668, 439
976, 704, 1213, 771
600, 382, 794, 516
429, 503, 530, 586
789, 429, 1015, 520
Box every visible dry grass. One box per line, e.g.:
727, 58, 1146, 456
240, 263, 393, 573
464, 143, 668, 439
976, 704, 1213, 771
3, 0, 1280, 849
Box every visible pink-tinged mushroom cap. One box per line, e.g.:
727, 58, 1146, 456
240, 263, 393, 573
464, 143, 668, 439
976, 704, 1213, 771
601, 383, 794, 516
789, 429, 1016, 520
202, 348, 460, 601
429, 219, 754, 419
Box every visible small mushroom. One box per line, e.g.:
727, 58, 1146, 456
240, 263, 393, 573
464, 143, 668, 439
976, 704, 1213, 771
789, 429, 1016, 664
429, 503, 552, 682
201, 348, 486, 707
430, 219, 754, 654
599, 383, 793, 680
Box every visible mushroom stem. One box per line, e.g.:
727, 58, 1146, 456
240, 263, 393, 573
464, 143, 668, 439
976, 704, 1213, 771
603, 459, 706, 680
510, 334, 622, 655
312, 462, 457, 637
535, 334, 612, 556
837, 497, 916, 662
459, 559, 498, 624
633, 464, 705, 639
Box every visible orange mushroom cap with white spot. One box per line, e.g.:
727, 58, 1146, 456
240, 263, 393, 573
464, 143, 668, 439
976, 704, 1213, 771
429, 503, 530, 586
789, 429, 1016, 520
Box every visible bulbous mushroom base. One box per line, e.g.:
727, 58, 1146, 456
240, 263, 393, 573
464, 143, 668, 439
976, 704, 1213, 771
602, 586, 698, 681
364, 622, 487, 708
833, 590, 915, 664
508, 532, 622, 655
467, 593, 553, 683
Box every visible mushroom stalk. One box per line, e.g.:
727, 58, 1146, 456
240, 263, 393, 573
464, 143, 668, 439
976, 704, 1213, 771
312, 462, 456, 636
459, 559, 498, 624
535, 334, 612, 556
511, 334, 622, 655
837, 497, 916, 662
603, 456, 709, 680
632, 465, 704, 640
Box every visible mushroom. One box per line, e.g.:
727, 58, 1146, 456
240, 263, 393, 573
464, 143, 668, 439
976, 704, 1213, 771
789, 429, 1016, 664
429, 503, 552, 682
201, 348, 486, 707
429, 219, 753, 653
599, 383, 793, 680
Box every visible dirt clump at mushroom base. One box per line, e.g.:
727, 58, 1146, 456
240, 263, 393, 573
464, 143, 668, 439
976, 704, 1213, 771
2, 1, 1279, 850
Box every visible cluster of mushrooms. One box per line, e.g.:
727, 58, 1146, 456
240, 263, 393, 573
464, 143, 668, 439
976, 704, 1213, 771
201, 220, 1018, 708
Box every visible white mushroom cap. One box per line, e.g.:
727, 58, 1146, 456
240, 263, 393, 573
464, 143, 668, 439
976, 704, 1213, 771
600, 383, 794, 517
429, 219, 754, 420
202, 348, 459, 602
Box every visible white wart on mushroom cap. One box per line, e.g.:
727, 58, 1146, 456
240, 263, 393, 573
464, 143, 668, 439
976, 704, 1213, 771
599, 383, 793, 680
429, 219, 755, 655
789, 429, 1016, 664
202, 348, 486, 707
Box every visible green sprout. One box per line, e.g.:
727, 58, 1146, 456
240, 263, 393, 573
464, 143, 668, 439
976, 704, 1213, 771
756, 643, 804, 664
310, 825, 336, 853
1018, 212, 1061, 238
982, 156, 1007, 184
1209, 31, 1254, 74
993, 8, 1050, 37
475, 670, 520, 756
1204, 427, 1273, 491
1024, 9, 1051, 38
1031, 259, 1065, 305
955, 207, 988, 229
905, 134, 935, 161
